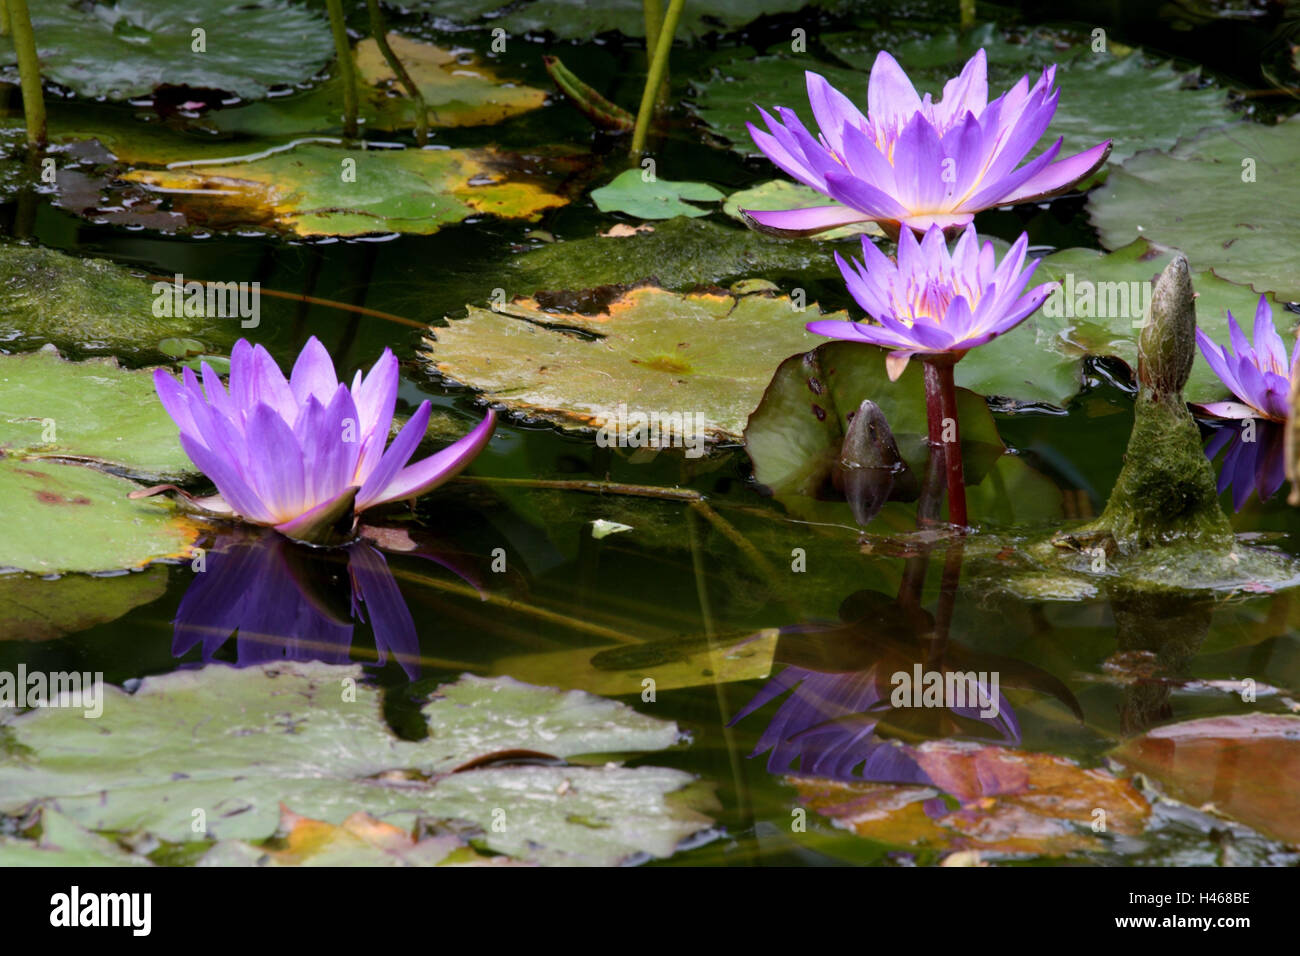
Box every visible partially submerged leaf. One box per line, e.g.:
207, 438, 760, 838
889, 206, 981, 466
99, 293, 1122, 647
0, 566, 169, 641
744, 341, 1004, 519
0, 0, 334, 101
0, 458, 198, 574
122, 144, 570, 237
793, 741, 1149, 856
423, 283, 832, 442
591, 169, 725, 220
0, 664, 712, 865
1089, 116, 1300, 300
504, 217, 847, 290
0, 347, 192, 479
0, 243, 234, 359
1113, 713, 1300, 845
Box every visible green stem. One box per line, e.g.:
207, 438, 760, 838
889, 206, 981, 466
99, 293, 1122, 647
959, 0, 975, 32
0, 0, 11, 37
325, 0, 358, 139
643, 0, 662, 53
365, 0, 427, 145
7, 0, 43, 148
630, 0, 683, 155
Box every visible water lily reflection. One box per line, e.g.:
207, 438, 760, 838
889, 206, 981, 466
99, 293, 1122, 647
172, 530, 424, 678
731, 577, 1080, 785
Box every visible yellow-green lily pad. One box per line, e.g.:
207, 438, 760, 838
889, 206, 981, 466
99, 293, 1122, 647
422, 283, 834, 442
122, 143, 570, 237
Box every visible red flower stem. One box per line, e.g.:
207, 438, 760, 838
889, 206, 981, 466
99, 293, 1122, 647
922, 359, 968, 528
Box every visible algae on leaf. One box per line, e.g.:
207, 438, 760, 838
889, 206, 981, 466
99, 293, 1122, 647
0, 243, 233, 359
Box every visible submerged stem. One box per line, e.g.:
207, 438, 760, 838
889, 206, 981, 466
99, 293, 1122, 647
325, 0, 359, 139
365, 0, 427, 146
923, 359, 967, 528
630, 0, 683, 155
7, 0, 44, 148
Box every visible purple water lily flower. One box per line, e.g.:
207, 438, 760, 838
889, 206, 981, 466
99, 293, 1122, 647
1195, 296, 1295, 423
1195, 296, 1296, 510
153, 337, 496, 545
743, 49, 1111, 238
808, 223, 1054, 381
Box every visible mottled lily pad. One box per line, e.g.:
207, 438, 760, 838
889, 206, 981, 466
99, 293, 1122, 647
591, 169, 725, 220
0, 243, 233, 359
0, 346, 191, 479
122, 144, 569, 237
0, 0, 334, 101
1113, 713, 1300, 846
423, 283, 833, 442
794, 741, 1149, 856
0, 458, 198, 574
0, 664, 712, 866
1088, 116, 1300, 301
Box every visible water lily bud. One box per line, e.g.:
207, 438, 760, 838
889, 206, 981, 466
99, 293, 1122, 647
835, 399, 906, 527
1138, 255, 1196, 395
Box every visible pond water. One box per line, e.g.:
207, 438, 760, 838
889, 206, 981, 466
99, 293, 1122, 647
2, 0, 1299, 867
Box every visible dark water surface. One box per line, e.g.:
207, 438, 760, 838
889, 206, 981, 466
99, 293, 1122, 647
3, 0, 1299, 865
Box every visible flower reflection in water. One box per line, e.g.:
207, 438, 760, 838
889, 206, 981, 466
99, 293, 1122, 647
172, 529, 464, 679
731, 549, 1079, 788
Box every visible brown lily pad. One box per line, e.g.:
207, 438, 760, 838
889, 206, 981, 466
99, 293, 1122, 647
793, 741, 1149, 857
1113, 713, 1300, 845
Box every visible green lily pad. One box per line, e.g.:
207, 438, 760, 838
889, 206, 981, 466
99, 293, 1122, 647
0, 565, 170, 641
407, 0, 828, 40
422, 283, 834, 442
0, 243, 234, 359
0, 458, 198, 574
691, 45, 1233, 171
743, 341, 1005, 520
0, 808, 153, 867
724, 180, 884, 240
208, 34, 546, 139
0, 663, 713, 865
0, 346, 192, 479
591, 169, 725, 220
958, 239, 1290, 406
122, 143, 570, 237
0, 0, 334, 101
1088, 116, 1300, 301
505, 217, 847, 291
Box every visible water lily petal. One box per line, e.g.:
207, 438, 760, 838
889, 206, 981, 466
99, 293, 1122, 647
365, 409, 497, 508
